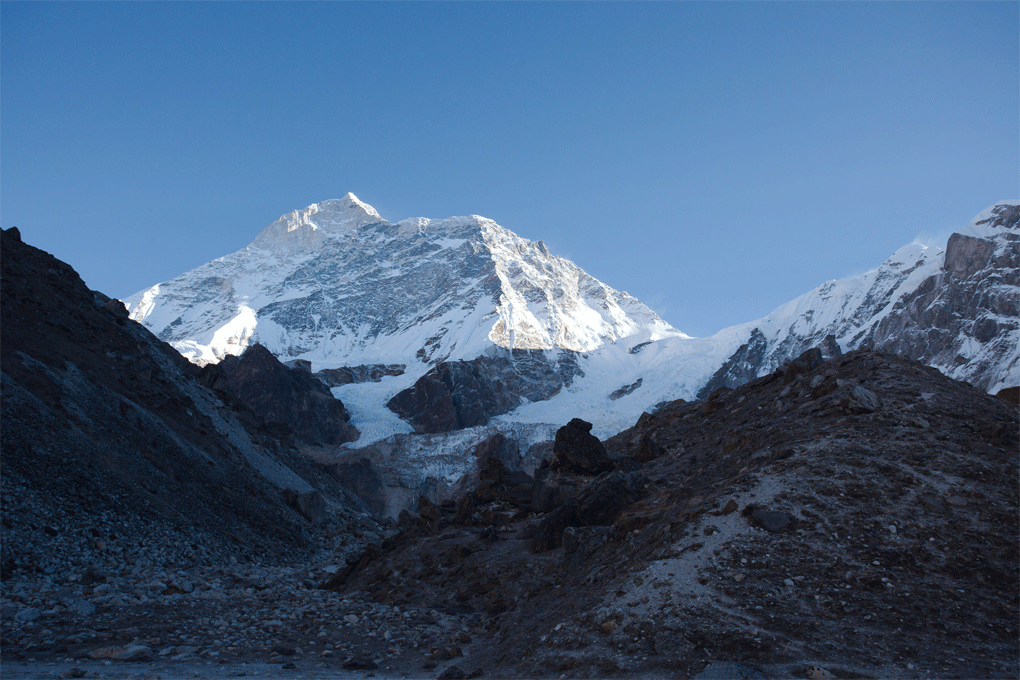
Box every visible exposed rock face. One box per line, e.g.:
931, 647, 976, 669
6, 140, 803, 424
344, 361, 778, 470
199, 343, 359, 446
313, 363, 406, 387
702, 202, 1019, 396
609, 377, 643, 400
697, 329, 772, 399
0, 227, 373, 571
387, 348, 583, 433
869, 203, 1019, 391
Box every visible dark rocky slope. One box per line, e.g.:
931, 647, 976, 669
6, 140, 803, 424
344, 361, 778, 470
330, 348, 1018, 679
0, 227, 376, 577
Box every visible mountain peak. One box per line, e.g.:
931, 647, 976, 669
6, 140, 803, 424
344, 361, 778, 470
249, 194, 385, 251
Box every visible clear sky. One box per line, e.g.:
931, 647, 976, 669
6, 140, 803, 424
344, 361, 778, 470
2, 1, 1017, 338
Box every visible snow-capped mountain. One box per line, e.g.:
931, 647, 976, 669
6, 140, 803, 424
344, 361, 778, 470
698, 200, 1019, 397
127, 196, 1018, 451
127, 194, 682, 368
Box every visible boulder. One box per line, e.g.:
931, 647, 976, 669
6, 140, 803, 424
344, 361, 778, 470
553, 419, 613, 475
844, 385, 881, 414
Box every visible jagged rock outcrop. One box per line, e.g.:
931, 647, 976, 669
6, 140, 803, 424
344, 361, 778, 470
869, 203, 1019, 391
552, 418, 613, 475
199, 343, 359, 446
700, 201, 1019, 397
313, 363, 406, 387
387, 349, 583, 433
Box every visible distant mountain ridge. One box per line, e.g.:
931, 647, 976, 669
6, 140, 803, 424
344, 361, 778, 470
700, 201, 1019, 396
126, 196, 1019, 446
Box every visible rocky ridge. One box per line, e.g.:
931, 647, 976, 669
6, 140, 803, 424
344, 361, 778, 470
701, 201, 1019, 397
321, 348, 1018, 679
0, 226, 378, 582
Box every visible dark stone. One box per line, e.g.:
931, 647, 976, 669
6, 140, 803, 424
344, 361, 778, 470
553, 419, 612, 475
103, 299, 130, 319
473, 433, 521, 472
697, 328, 770, 399
202, 343, 359, 446
439, 666, 467, 680
315, 364, 406, 387
844, 385, 881, 414
5, 226, 20, 242
749, 508, 792, 532
335, 458, 384, 517
342, 656, 379, 670
562, 526, 612, 572
821, 334, 843, 358
294, 490, 326, 525
608, 377, 643, 400
995, 386, 1019, 404
531, 467, 580, 514
945, 232, 996, 281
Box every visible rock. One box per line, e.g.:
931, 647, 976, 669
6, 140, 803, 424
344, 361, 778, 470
439, 665, 467, 680
89, 643, 153, 662
293, 490, 327, 526
553, 419, 613, 475
80, 565, 107, 586
807, 667, 837, 680
67, 600, 96, 617
104, 299, 130, 319
532, 470, 648, 552
387, 349, 583, 433
844, 385, 881, 414
342, 656, 379, 670
945, 232, 997, 281
574, 470, 649, 526
314, 363, 406, 387
718, 499, 739, 515
633, 434, 661, 463
608, 378, 643, 401
747, 507, 792, 532
201, 343, 359, 446
531, 467, 580, 514
995, 386, 1020, 404
13, 607, 41, 624
562, 526, 612, 572
59, 669, 87, 679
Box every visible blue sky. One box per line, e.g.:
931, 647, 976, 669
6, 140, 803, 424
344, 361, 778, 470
2, 1, 1017, 338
